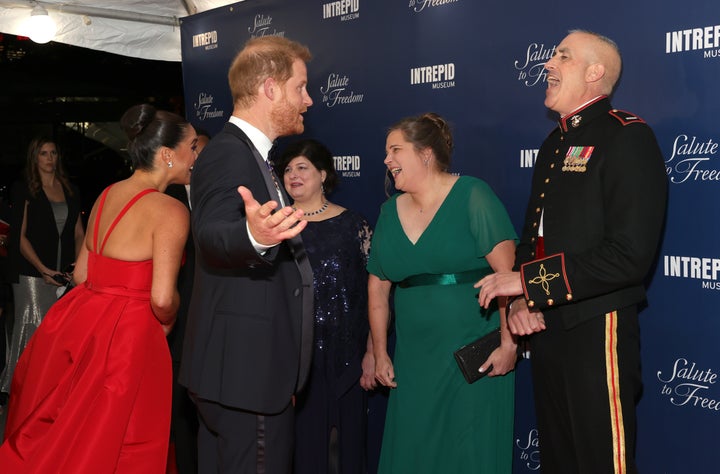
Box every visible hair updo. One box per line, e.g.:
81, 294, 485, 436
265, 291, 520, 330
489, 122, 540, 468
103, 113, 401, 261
120, 103, 190, 170
388, 112, 454, 172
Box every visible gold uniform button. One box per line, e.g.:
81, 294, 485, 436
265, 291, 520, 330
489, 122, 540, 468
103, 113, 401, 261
540, 193, 545, 199
566, 293, 573, 301
550, 163, 555, 169
535, 207, 541, 213
528, 300, 535, 308
547, 299, 554, 306
544, 178, 550, 184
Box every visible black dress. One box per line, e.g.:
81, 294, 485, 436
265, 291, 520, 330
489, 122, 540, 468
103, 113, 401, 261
293, 209, 372, 474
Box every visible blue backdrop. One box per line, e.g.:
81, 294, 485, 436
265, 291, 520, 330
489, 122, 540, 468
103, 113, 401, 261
180, 1, 720, 472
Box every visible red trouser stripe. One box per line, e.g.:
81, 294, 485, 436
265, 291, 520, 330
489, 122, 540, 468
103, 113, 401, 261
605, 311, 626, 474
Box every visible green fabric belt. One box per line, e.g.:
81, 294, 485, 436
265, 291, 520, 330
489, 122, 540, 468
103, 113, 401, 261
398, 269, 489, 289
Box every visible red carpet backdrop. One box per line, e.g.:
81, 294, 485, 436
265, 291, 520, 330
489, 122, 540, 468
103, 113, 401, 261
180, 1, 720, 472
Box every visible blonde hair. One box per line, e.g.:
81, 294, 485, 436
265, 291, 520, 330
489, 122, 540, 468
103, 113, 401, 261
228, 36, 312, 109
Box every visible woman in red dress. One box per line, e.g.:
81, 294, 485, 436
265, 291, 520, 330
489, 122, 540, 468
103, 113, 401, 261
0, 103, 198, 473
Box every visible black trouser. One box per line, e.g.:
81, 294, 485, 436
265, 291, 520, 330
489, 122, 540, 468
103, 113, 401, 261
171, 361, 199, 474
531, 306, 641, 474
195, 397, 294, 474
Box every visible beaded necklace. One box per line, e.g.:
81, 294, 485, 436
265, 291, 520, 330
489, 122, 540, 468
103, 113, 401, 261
301, 200, 329, 216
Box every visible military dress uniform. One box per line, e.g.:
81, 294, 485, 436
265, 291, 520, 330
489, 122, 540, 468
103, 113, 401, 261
514, 96, 667, 474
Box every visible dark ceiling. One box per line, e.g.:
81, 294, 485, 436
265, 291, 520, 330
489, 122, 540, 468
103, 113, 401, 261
0, 33, 185, 205
0, 33, 184, 124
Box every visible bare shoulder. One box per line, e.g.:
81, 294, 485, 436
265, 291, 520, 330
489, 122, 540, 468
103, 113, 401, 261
153, 193, 189, 225
147, 192, 189, 214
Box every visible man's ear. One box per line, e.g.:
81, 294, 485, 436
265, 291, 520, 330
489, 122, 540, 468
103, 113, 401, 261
263, 77, 276, 100
585, 63, 606, 84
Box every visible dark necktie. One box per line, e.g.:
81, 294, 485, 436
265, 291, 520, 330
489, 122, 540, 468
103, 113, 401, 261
265, 144, 286, 207
267, 142, 279, 167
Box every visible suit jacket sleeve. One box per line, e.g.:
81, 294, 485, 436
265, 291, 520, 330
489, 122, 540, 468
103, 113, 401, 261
190, 132, 278, 270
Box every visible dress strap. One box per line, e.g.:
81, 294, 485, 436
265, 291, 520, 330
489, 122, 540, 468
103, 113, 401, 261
98, 188, 158, 255
93, 185, 114, 253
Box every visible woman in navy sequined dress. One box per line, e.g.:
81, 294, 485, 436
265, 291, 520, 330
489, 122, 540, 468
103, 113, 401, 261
278, 139, 374, 474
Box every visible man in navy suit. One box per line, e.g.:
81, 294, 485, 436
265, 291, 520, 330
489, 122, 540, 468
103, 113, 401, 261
165, 128, 209, 474
179, 36, 314, 474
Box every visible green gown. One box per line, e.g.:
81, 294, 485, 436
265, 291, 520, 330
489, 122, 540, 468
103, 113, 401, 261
368, 176, 517, 473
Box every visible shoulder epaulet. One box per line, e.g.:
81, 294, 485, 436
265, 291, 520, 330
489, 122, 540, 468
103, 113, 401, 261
608, 109, 646, 126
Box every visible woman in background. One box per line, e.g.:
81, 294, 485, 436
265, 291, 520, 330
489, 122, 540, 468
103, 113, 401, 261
0, 137, 84, 396
0, 104, 197, 473
277, 139, 374, 474
368, 113, 518, 473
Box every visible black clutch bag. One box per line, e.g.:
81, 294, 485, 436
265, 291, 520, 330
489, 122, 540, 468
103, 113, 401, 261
453, 327, 500, 384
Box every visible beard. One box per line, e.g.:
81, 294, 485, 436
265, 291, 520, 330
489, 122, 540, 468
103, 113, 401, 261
270, 97, 304, 137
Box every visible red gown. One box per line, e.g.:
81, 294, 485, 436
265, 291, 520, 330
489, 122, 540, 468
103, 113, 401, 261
0, 188, 172, 473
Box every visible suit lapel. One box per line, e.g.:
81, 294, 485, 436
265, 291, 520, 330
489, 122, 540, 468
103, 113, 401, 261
226, 124, 314, 391
249, 146, 290, 208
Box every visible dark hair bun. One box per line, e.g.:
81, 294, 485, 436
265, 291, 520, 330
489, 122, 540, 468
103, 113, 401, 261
421, 112, 453, 153
121, 104, 158, 140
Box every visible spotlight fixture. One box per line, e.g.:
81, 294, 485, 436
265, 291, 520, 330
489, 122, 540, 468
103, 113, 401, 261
26, 4, 57, 44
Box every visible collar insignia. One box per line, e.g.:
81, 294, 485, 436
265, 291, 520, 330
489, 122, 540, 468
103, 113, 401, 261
570, 114, 582, 128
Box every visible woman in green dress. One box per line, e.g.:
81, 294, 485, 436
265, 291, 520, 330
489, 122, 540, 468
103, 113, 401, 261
368, 113, 518, 473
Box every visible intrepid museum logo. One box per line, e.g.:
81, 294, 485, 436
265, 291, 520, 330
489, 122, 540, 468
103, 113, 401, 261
657, 358, 720, 412
320, 73, 364, 108
515, 42, 556, 87
666, 24, 720, 58
322, 0, 360, 21
247, 13, 286, 38
333, 155, 361, 178
519, 149, 539, 168
192, 30, 218, 51
193, 92, 225, 121
410, 63, 455, 89
663, 254, 720, 291
408, 0, 460, 13
665, 134, 720, 184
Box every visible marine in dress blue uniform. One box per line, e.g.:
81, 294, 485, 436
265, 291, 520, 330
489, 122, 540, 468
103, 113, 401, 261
516, 95, 667, 474
478, 31, 667, 474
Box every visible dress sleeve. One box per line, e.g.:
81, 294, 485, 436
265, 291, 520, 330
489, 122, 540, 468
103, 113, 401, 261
466, 178, 518, 258
366, 199, 391, 280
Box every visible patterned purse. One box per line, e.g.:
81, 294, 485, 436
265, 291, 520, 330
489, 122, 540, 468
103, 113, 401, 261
453, 327, 500, 384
